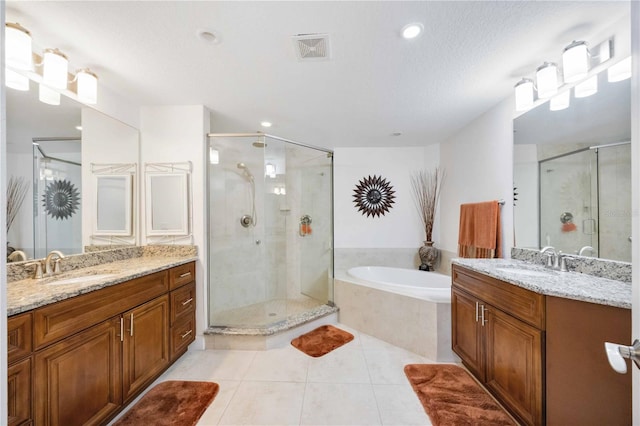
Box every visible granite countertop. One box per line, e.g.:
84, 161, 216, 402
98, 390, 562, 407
7, 255, 197, 316
452, 258, 631, 309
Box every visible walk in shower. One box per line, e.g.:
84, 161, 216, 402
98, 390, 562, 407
207, 133, 334, 330
539, 141, 631, 262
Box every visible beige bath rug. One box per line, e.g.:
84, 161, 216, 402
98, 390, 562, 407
404, 364, 516, 425
291, 324, 354, 357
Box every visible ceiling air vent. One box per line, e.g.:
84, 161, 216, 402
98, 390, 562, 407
292, 34, 331, 61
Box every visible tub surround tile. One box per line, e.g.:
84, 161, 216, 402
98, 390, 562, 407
334, 248, 420, 271
453, 257, 631, 309
511, 247, 631, 283
7, 245, 198, 316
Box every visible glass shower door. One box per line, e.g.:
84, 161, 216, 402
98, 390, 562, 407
539, 149, 598, 255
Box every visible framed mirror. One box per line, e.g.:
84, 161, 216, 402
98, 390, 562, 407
513, 67, 631, 262
94, 174, 133, 236
145, 172, 190, 236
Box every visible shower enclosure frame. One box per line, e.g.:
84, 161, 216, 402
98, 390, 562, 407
205, 132, 335, 331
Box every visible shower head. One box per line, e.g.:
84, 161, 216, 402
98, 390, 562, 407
237, 162, 254, 182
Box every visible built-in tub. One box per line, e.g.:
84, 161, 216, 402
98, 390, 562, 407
334, 266, 457, 362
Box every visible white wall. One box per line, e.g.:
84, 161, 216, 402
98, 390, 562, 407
334, 146, 440, 249
439, 98, 514, 258
140, 105, 209, 348
513, 144, 538, 248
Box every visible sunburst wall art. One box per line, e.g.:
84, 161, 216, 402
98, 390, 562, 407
42, 179, 81, 220
352, 175, 395, 218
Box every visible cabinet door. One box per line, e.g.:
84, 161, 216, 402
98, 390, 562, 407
122, 295, 170, 402
484, 306, 543, 426
34, 317, 122, 426
8, 357, 31, 426
451, 288, 485, 381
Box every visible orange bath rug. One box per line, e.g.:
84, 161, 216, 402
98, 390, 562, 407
404, 364, 516, 426
291, 324, 354, 357
113, 380, 219, 426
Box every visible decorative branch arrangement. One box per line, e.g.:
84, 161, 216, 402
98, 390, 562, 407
7, 176, 29, 234
410, 168, 444, 242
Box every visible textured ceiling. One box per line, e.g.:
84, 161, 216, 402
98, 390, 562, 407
5, 1, 630, 149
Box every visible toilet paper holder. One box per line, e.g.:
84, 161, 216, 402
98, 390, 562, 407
605, 339, 640, 374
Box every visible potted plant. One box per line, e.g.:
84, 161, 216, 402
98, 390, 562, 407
410, 168, 444, 271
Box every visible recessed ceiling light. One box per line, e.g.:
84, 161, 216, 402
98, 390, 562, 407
75, 125, 82, 131
401, 23, 423, 40
261, 121, 272, 128
197, 29, 222, 44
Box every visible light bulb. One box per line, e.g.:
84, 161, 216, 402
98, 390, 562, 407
562, 41, 589, 83
514, 78, 534, 111
401, 23, 423, 39
76, 69, 98, 104
5, 23, 32, 70
42, 48, 68, 90
536, 62, 558, 98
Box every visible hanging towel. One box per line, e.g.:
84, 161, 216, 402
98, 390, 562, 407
458, 200, 502, 259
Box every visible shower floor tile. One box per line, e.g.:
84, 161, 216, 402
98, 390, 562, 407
211, 297, 325, 328
109, 324, 437, 425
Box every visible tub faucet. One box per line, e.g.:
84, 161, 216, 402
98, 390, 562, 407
44, 250, 65, 276
578, 246, 594, 256
8, 250, 27, 262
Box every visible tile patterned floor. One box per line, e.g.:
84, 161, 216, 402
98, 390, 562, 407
113, 324, 437, 425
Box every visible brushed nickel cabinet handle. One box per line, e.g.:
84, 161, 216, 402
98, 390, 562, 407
475, 302, 479, 322
181, 329, 193, 339
119, 317, 124, 342
179, 272, 191, 278
182, 298, 194, 306
481, 306, 488, 326
130, 313, 134, 336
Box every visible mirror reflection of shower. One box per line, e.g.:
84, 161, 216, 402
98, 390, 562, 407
237, 162, 257, 227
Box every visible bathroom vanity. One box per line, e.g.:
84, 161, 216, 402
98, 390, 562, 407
7, 255, 196, 425
451, 260, 631, 426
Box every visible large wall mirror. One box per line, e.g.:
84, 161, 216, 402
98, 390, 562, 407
6, 79, 140, 260
513, 66, 631, 262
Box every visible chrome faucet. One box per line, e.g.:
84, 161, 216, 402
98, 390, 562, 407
44, 250, 65, 276
8, 250, 27, 262
540, 246, 557, 268
578, 246, 594, 256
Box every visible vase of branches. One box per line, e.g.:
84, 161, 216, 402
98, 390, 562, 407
410, 168, 444, 271
6, 176, 29, 260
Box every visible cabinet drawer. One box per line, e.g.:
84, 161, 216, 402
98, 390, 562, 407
170, 282, 195, 326
169, 262, 195, 290
34, 271, 169, 350
170, 316, 195, 361
8, 313, 32, 364
453, 265, 545, 329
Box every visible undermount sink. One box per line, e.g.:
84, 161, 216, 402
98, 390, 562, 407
45, 273, 117, 286
495, 267, 551, 277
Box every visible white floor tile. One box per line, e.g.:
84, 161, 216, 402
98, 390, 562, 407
164, 349, 258, 381
218, 381, 306, 425
307, 348, 370, 384
196, 380, 241, 426
300, 383, 382, 425
364, 346, 433, 385
373, 384, 432, 425
243, 345, 310, 382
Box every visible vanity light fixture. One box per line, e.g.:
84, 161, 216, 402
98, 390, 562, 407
549, 90, 570, 111
76, 69, 98, 104
5, 23, 33, 70
607, 56, 632, 82
562, 41, 589, 83
39, 83, 61, 106
401, 23, 423, 39
260, 121, 272, 128
42, 48, 69, 90
6, 68, 30, 91
535, 62, 558, 98
514, 78, 534, 111
574, 75, 598, 98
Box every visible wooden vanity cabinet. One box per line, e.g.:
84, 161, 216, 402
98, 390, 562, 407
8, 261, 196, 426
8, 312, 33, 426
452, 265, 544, 426
169, 280, 196, 361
